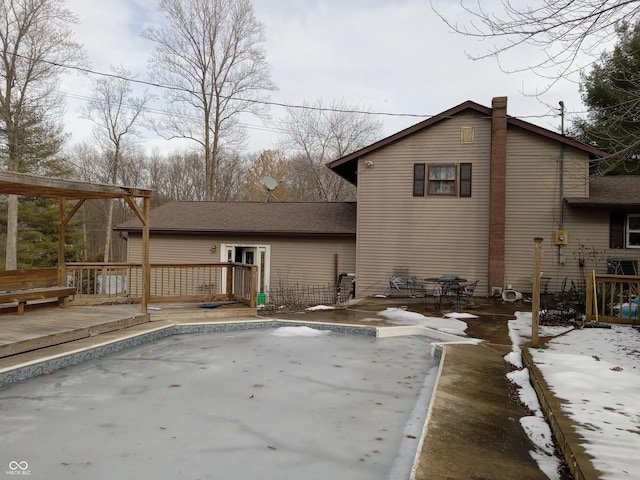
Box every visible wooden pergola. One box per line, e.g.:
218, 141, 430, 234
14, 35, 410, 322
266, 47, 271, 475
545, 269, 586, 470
0, 171, 153, 313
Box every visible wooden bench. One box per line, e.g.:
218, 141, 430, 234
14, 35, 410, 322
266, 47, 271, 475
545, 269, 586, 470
0, 268, 76, 315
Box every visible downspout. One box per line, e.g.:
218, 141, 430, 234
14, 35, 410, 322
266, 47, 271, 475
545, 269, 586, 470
558, 101, 565, 265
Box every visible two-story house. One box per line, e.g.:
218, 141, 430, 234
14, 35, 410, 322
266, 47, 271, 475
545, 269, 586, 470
118, 96, 639, 299
327, 97, 633, 297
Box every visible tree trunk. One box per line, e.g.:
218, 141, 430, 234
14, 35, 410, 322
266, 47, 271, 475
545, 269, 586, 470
103, 199, 114, 263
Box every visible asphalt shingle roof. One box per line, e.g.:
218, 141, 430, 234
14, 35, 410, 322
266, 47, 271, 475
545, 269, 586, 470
115, 201, 356, 236
565, 176, 640, 208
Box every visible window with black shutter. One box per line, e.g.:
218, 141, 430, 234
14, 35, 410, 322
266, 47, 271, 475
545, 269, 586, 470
413, 162, 472, 198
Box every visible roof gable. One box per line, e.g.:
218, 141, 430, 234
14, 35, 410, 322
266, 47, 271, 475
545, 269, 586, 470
328, 98, 610, 185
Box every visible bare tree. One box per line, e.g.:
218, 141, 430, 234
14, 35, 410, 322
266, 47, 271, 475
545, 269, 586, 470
80, 66, 151, 262
147, 150, 207, 202
216, 150, 248, 201
67, 141, 101, 183
0, 0, 84, 269
278, 99, 383, 201
142, 0, 277, 201
431, 0, 640, 91
66, 141, 101, 260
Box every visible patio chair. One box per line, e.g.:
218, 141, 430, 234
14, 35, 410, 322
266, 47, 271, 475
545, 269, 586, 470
460, 280, 478, 297
436, 279, 478, 311
383, 276, 407, 296
408, 276, 428, 297
382, 266, 411, 297
459, 280, 479, 307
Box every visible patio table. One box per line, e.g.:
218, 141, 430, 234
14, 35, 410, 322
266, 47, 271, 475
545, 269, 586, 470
423, 275, 468, 310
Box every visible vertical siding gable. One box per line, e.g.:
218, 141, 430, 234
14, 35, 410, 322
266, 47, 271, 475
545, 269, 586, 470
355, 113, 492, 296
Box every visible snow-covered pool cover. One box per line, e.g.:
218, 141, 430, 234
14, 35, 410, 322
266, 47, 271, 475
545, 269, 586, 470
0, 327, 439, 480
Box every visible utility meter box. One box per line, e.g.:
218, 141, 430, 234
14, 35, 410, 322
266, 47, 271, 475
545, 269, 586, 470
555, 230, 568, 245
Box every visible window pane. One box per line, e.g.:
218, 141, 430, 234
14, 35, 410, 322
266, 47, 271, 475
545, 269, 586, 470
629, 232, 640, 246
429, 180, 456, 195
429, 165, 455, 180
428, 164, 457, 195
628, 215, 640, 230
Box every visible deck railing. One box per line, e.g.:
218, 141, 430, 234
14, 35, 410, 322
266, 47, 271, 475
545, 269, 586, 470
585, 273, 640, 324
65, 262, 257, 307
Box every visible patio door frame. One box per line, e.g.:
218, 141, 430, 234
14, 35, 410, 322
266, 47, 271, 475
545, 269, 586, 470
220, 243, 270, 294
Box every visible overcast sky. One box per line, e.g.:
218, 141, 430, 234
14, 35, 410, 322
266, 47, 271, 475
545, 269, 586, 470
60, 0, 597, 155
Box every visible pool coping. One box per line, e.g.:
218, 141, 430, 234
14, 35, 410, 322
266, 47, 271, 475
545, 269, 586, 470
0, 319, 479, 387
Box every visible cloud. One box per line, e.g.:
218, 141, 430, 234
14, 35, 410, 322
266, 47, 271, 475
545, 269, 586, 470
59, 0, 589, 155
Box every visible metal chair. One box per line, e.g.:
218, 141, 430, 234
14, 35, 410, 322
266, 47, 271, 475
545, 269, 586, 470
382, 267, 411, 297
383, 276, 406, 296
460, 280, 478, 297
459, 280, 479, 308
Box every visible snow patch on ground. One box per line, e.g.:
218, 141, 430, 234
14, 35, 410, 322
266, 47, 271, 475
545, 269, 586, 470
508, 311, 640, 480
444, 312, 479, 320
377, 307, 468, 335
271, 326, 330, 337
504, 353, 562, 480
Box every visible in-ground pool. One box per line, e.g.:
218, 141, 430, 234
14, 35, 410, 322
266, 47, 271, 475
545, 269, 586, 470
0, 326, 440, 480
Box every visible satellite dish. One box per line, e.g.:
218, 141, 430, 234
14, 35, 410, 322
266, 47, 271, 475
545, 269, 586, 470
263, 176, 278, 191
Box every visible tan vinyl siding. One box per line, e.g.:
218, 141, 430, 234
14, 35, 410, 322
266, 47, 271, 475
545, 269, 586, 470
356, 113, 491, 296
503, 127, 592, 292
269, 238, 355, 287
562, 209, 611, 277
126, 234, 355, 289
128, 235, 220, 264
554, 209, 640, 284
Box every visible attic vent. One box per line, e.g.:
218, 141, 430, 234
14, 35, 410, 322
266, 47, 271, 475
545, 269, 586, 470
461, 126, 474, 144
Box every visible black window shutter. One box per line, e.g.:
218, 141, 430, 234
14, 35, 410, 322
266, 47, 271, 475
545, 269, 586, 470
610, 212, 625, 249
460, 163, 472, 197
413, 163, 425, 197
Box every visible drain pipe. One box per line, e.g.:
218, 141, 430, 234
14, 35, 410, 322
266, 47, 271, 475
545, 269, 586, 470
558, 101, 566, 265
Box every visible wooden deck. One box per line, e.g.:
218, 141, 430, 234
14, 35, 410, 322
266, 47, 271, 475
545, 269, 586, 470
0, 301, 257, 361
0, 304, 149, 359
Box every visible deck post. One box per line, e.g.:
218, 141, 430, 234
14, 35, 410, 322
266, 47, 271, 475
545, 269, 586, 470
532, 237, 543, 348
250, 265, 258, 308
585, 272, 594, 322
226, 263, 234, 299
141, 197, 150, 314
58, 199, 66, 286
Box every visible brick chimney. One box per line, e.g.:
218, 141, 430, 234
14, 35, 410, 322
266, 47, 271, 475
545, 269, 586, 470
488, 96, 507, 294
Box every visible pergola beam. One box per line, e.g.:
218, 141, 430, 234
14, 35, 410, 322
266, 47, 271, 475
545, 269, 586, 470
0, 171, 154, 314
